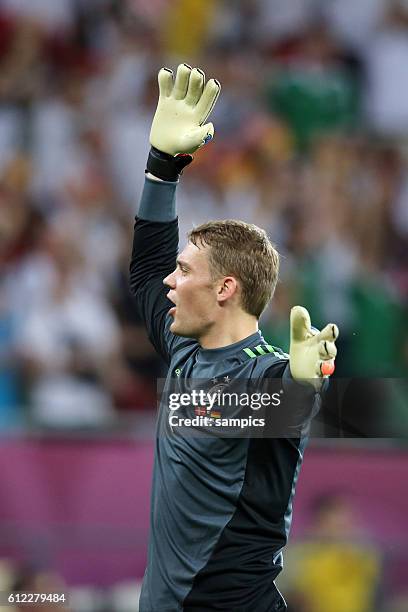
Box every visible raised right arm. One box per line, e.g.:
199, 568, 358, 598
129, 64, 220, 363
129, 179, 180, 364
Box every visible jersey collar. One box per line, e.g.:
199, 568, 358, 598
196, 330, 264, 364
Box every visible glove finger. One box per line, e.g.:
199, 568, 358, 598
317, 323, 339, 342
318, 340, 337, 359
185, 68, 205, 106
173, 63, 192, 100
180, 123, 214, 153
317, 359, 336, 377
158, 67, 173, 98
290, 306, 311, 342
194, 78, 221, 125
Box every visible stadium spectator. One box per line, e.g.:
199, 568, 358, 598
364, 0, 408, 136
278, 492, 382, 612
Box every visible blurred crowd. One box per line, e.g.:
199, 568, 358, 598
0, 0, 407, 429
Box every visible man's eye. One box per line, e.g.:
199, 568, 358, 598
177, 263, 189, 275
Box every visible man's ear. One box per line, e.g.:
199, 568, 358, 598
217, 277, 238, 303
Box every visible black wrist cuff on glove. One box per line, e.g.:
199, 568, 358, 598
146, 147, 193, 182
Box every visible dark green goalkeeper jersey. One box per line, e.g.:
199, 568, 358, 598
130, 178, 318, 612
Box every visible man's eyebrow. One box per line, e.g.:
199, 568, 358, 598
176, 258, 191, 269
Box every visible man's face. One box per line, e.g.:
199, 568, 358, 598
163, 242, 219, 338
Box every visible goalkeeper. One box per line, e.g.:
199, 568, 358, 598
130, 64, 338, 612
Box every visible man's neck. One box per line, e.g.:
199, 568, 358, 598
198, 316, 259, 349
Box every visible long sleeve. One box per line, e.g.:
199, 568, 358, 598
263, 360, 320, 438
130, 215, 180, 364
130, 179, 183, 363
130, 175, 193, 364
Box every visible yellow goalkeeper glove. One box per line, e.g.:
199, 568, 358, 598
289, 306, 339, 390
147, 63, 221, 181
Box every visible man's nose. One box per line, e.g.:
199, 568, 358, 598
163, 270, 176, 288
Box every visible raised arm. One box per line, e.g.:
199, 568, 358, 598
129, 64, 221, 363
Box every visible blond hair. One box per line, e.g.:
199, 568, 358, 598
188, 220, 279, 318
